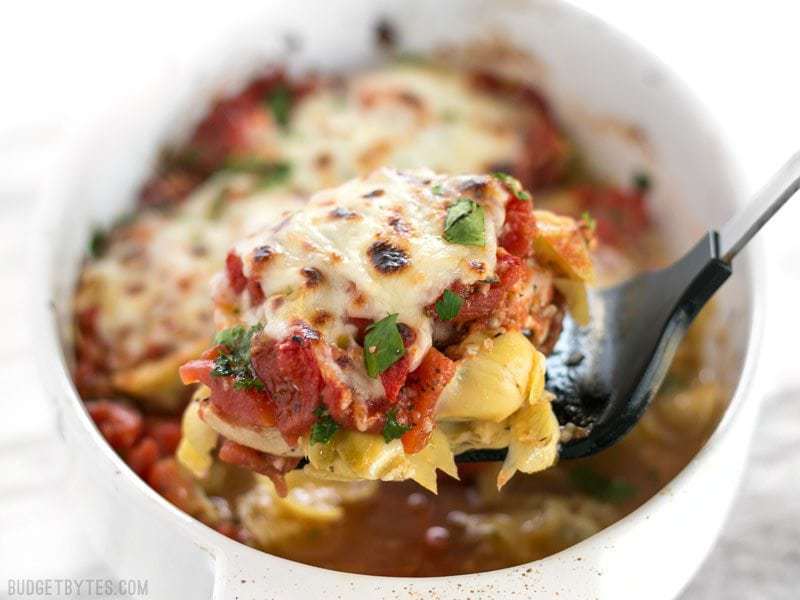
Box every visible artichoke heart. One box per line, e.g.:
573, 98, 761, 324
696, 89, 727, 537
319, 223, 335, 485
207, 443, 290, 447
305, 428, 457, 493
554, 277, 590, 327
436, 331, 539, 423
176, 387, 219, 478
533, 210, 595, 283
497, 391, 560, 489
439, 420, 511, 456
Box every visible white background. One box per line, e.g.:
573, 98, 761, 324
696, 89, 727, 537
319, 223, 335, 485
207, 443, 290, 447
0, 1, 798, 598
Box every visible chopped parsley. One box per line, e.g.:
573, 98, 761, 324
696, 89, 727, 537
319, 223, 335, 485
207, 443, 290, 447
443, 197, 485, 247
569, 466, 636, 503
382, 408, 411, 442
310, 406, 340, 444
211, 324, 265, 390
266, 85, 292, 129
431, 183, 445, 196
492, 171, 532, 201
222, 157, 292, 189
88, 213, 136, 259
89, 228, 108, 258
363, 314, 406, 378
633, 171, 652, 193
581, 211, 597, 232
435, 289, 463, 321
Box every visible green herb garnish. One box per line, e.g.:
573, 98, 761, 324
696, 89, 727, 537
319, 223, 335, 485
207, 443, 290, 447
266, 86, 292, 129
363, 314, 405, 378
633, 171, 652, 193
255, 161, 291, 188
435, 289, 463, 321
382, 408, 411, 442
569, 466, 636, 503
89, 229, 108, 258
211, 324, 265, 390
222, 157, 292, 189
431, 183, 445, 196
492, 172, 532, 201
310, 406, 340, 444
88, 213, 136, 259
581, 211, 597, 232
443, 198, 485, 247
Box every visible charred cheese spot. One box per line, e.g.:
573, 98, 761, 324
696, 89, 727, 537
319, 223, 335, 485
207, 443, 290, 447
301, 267, 324, 287
126, 282, 146, 295
363, 189, 385, 198
468, 259, 486, 275
398, 91, 423, 111
311, 310, 333, 327
368, 241, 410, 274
334, 353, 353, 368
457, 178, 490, 199
396, 322, 416, 346
314, 152, 333, 169
329, 207, 359, 220
290, 323, 321, 344
253, 245, 275, 263
388, 215, 410, 235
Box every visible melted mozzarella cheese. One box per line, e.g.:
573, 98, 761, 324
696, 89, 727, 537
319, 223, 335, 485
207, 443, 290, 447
76, 173, 305, 372
252, 64, 529, 193
226, 168, 509, 383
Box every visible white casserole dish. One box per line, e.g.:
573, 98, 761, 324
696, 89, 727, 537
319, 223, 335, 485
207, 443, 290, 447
31, 1, 771, 598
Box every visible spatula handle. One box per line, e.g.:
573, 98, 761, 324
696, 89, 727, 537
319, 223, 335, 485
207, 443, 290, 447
719, 151, 800, 263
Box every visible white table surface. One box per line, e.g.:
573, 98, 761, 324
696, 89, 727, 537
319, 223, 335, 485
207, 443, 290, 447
1, 2, 798, 598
